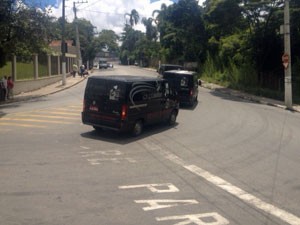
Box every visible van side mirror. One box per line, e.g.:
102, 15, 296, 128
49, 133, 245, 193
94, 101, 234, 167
198, 79, 202, 86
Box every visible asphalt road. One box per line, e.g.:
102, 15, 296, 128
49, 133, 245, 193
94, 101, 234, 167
1, 65, 300, 225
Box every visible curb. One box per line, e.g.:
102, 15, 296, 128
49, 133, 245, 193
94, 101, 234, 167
201, 81, 300, 113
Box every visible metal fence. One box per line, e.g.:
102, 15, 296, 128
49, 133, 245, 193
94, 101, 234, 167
0, 54, 76, 81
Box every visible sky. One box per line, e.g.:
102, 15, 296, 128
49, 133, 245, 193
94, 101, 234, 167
25, 0, 205, 35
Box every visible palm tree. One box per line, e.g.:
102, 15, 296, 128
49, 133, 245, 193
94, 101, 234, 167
152, 3, 167, 25
141, 17, 158, 41
124, 9, 140, 27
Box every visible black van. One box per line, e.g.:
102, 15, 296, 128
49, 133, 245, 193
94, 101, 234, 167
82, 75, 179, 136
157, 64, 183, 75
162, 70, 200, 106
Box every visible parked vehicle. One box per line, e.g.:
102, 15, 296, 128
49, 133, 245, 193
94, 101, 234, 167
99, 59, 108, 69
157, 64, 183, 75
162, 70, 200, 106
82, 75, 179, 136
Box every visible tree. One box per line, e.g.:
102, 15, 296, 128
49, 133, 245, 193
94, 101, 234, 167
119, 24, 144, 65
92, 29, 119, 60
75, 19, 97, 64
0, 0, 14, 67
155, 0, 206, 63
141, 17, 158, 41
124, 9, 140, 27
0, 1, 53, 66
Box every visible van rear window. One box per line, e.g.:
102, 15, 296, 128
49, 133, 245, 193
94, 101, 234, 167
86, 79, 126, 101
163, 74, 191, 88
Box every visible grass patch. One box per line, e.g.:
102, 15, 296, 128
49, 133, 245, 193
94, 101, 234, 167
0, 61, 48, 80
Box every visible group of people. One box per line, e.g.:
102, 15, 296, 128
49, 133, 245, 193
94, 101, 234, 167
0, 76, 14, 101
72, 64, 89, 78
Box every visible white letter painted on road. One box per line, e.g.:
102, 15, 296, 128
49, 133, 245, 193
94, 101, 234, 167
87, 157, 136, 165
119, 183, 179, 193
156, 212, 229, 225
135, 199, 198, 211
80, 150, 122, 157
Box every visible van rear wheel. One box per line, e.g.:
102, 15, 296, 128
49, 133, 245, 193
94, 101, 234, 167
132, 120, 143, 136
168, 110, 177, 126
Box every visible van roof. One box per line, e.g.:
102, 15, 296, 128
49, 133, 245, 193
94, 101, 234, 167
88, 75, 164, 83
160, 64, 183, 67
164, 70, 195, 75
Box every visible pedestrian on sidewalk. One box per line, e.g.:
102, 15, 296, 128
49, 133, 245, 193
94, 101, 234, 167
0, 78, 4, 101
80, 64, 85, 77
1, 76, 8, 101
7, 76, 14, 99
72, 64, 78, 77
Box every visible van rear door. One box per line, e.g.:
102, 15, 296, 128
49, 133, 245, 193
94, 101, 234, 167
83, 78, 127, 129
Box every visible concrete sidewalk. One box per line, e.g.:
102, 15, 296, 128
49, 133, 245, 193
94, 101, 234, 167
201, 81, 300, 113
0, 75, 86, 105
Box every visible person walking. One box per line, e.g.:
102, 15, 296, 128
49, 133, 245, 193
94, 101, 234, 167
0, 77, 4, 101
1, 76, 8, 101
7, 76, 14, 99
80, 64, 85, 77
72, 64, 78, 77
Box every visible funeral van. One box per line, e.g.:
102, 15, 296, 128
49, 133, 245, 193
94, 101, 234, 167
82, 75, 179, 136
162, 70, 200, 106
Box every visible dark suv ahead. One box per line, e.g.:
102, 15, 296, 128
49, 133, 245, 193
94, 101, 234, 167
163, 70, 200, 106
82, 75, 179, 136
157, 64, 183, 75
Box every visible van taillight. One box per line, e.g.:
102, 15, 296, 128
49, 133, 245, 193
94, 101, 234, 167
190, 89, 193, 96
121, 104, 128, 120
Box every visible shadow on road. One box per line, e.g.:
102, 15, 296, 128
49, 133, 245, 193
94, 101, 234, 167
80, 122, 179, 145
208, 88, 258, 104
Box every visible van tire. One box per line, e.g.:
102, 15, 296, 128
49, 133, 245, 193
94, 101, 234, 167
168, 110, 177, 126
132, 120, 143, 136
93, 126, 103, 132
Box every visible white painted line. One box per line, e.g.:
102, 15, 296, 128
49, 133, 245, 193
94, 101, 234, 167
156, 212, 229, 225
119, 183, 180, 193
135, 199, 198, 211
141, 140, 300, 225
86, 157, 136, 165
0, 122, 46, 128
125, 157, 137, 163
163, 150, 300, 225
185, 164, 300, 225
80, 150, 122, 157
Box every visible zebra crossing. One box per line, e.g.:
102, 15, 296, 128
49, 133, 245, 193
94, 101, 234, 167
0, 104, 82, 129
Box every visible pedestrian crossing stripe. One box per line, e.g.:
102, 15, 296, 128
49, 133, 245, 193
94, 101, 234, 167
0, 122, 46, 128
45, 111, 79, 116
18, 114, 78, 120
0, 104, 82, 129
0, 118, 73, 124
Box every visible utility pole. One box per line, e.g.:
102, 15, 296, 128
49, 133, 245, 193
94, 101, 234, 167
283, 0, 292, 109
73, 1, 87, 67
61, 0, 66, 85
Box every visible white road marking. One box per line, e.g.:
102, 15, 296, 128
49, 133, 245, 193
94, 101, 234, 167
0, 118, 72, 124
80, 150, 122, 157
119, 183, 180, 193
141, 140, 300, 225
156, 212, 229, 225
0, 122, 46, 128
135, 199, 198, 211
86, 157, 136, 165
80, 149, 136, 165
